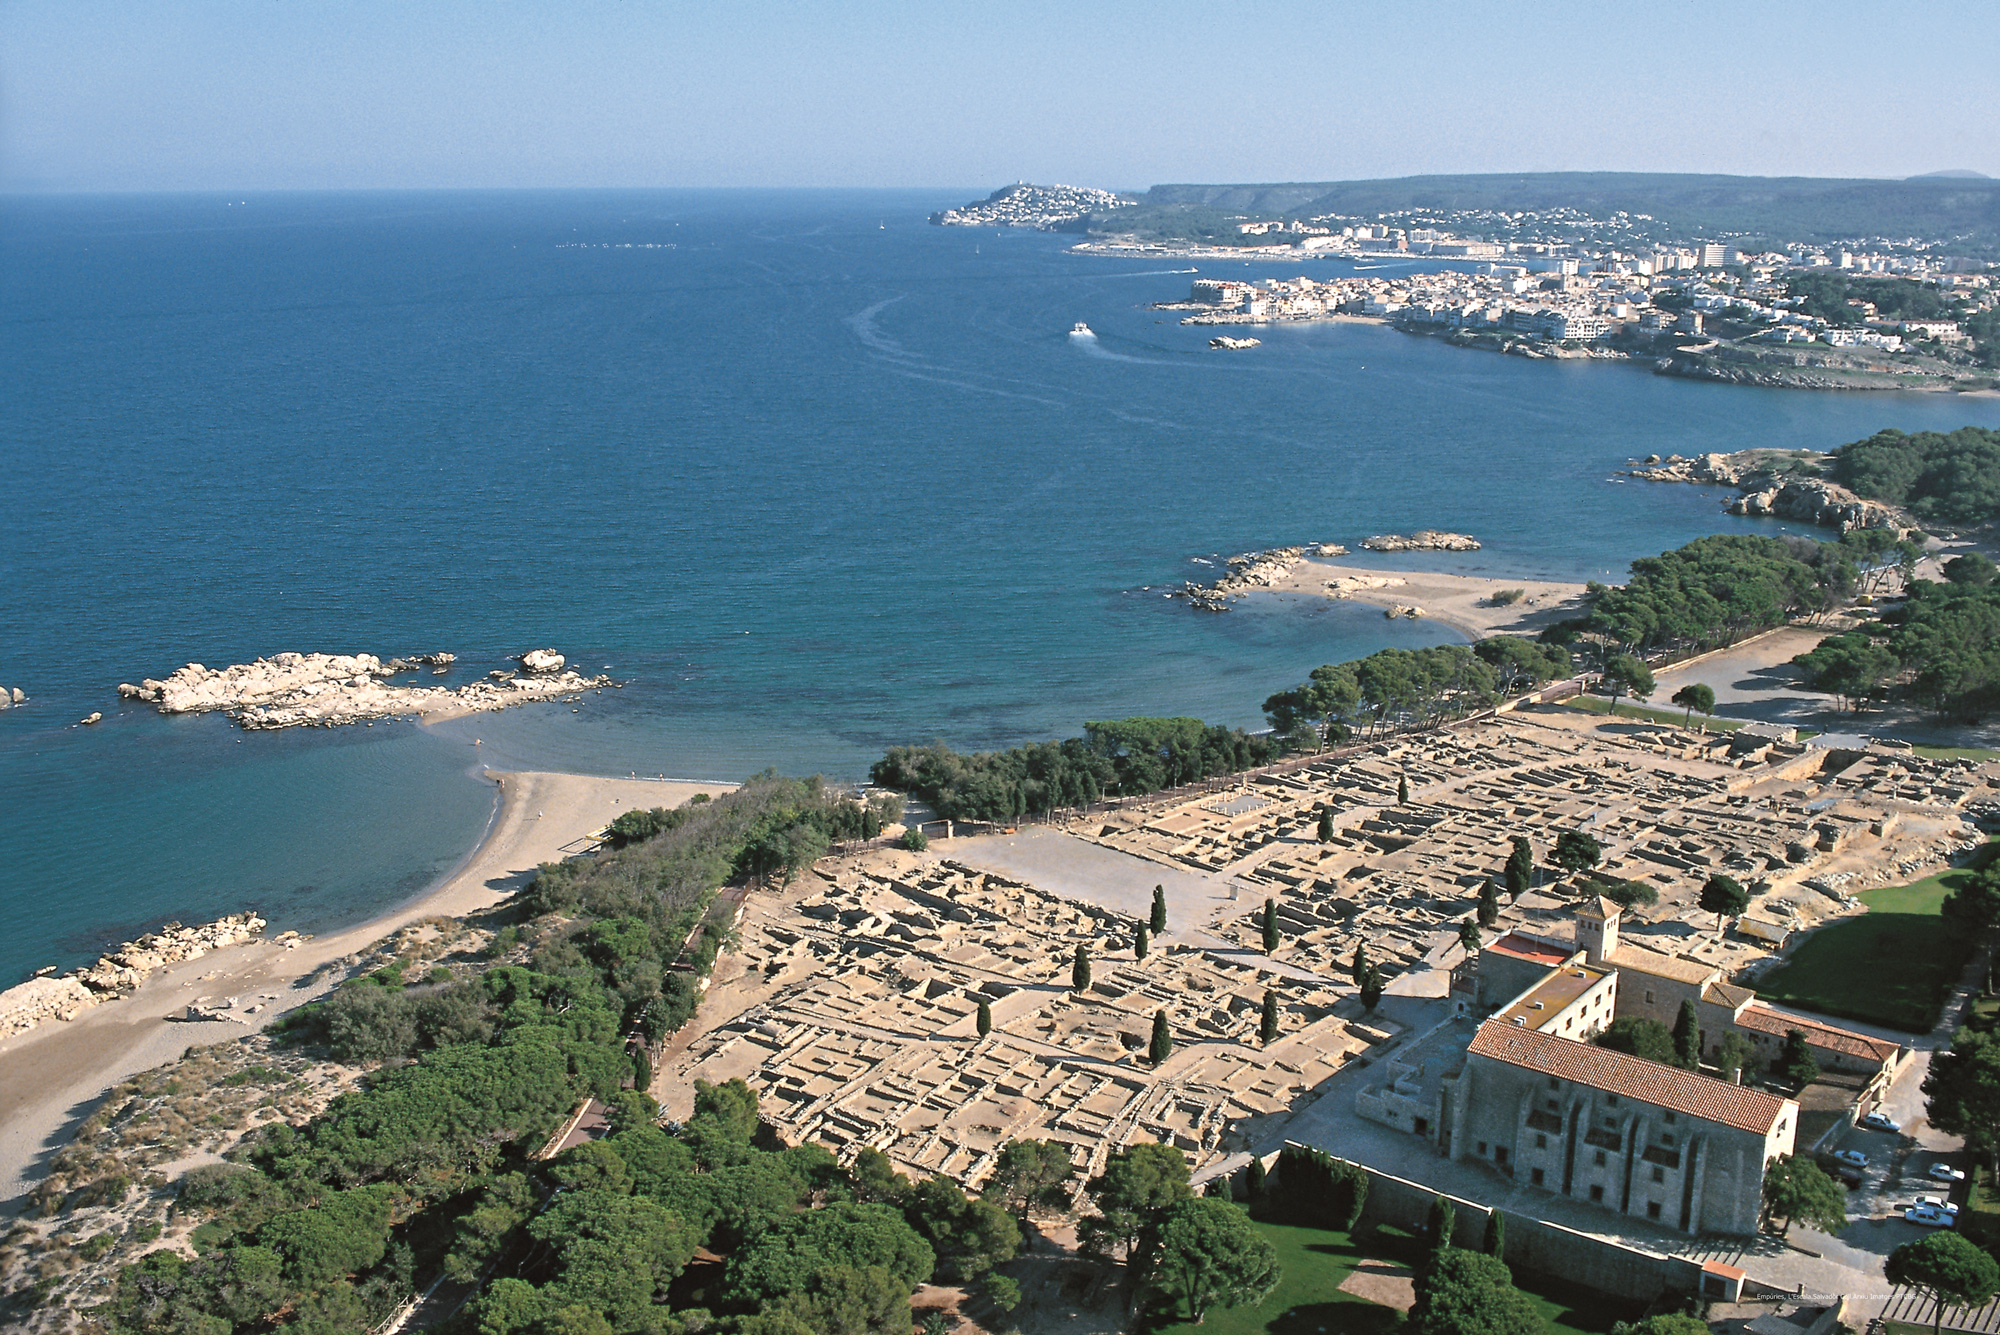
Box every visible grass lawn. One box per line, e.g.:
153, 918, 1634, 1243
1147, 1222, 1634, 1335
1561, 696, 1748, 731
1754, 847, 1995, 1033
1909, 745, 2000, 762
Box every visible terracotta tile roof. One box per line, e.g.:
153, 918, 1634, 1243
1702, 982, 1756, 1011
1486, 934, 1573, 967
1606, 944, 1722, 986
1468, 1020, 1794, 1135
1734, 1005, 1901, 1063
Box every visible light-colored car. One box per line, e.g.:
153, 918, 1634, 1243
1914, 1195, 1960, 1216
1906, 1206, 1956, 1228
1860, 1112, 1902, 1133
1929, 1163, 1968, 1183
1833, 1150, 1869, 1167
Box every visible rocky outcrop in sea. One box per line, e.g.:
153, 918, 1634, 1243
1168, 547, 1307, 611
0, 913, 268, 1039
117, 650, 615, 730
1360, 531, 1481, 553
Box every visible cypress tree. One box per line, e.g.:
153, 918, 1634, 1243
1484, 1210, 1505, 1258
1134, 924, 1149, 960
1426, 1194, 1455, 1251
1072, 943, 1092, 993
1478, 876, 1500, 928
1151, 885, 1168, 935
1263, 899, 1281, 954
1360, 965, 1384, 1014
1246, 1155, 1267, 1200
1350, 942, 1369, 987
1505, 836, 1533, 898
633, 1048, 652, 1093
976, 998, 992, 1037
1673, 999, 1702, 1071
1317, 809, 1335, 843
1398, 774, 1410, 805
1148, 1008, 1172, 1065
1259, 989, 1278, 1046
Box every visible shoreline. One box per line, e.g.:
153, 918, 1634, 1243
0, 767, 735, 1210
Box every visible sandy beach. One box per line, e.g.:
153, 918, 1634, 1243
1264, 558, 1591, 639
0, 768, 732, 1210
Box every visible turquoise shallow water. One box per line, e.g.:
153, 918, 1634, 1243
5, 188, 2000, 982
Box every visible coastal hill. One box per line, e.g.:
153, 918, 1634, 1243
1113, 171, 2000, 252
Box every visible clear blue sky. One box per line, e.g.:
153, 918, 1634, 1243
5, 0, 1996, 192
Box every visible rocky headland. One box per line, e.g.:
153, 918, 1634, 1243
1624, 450, 1907, 534
0, 914, 270, 1040
117, 649, 615, 730
1165, 536, 1469, 611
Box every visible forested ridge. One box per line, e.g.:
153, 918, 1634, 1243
1830, 427, 2000, 527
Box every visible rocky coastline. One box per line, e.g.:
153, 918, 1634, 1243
0, 913, 272, 1040
116, 649, 616, 730
1623, 450, 1907, 534
1360, 530, 1481, 553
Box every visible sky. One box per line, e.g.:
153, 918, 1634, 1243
4, 0, 1998, 193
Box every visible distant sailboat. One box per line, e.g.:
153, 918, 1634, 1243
1070, 322, 1095, 339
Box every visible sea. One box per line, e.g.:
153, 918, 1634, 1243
6, 188, 2000, 985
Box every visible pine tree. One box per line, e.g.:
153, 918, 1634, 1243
1398, 774, 1410, 805
976, 998, 992, 1037
1477, 877, 1499, 928
1484, 1210, 1505, 1258
1149, 1008, 1172, 1065
1350, 942, 1370, 987
1317, 809, 1335, 843
1151, 885, 1168, 935
1134, 924, 1149, 960
1673, 1000, 1703, 1071
1260, 989, 1279, 1046
1263, 899, 1281, 954
1073, 943, 1092, 993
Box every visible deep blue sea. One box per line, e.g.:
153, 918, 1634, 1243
6, 188, 2000, 983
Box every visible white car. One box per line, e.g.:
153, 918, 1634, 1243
1833, 1150, 1868, 1167
1906, 1206, 1957, 1228
1929, 1164, 1968, 1183
1914, 1195, 1960, 1216
1860, 1112, 1902, 1133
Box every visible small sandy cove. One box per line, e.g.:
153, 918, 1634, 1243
1266, 558, 1591, 639
0, 769, 732, 1209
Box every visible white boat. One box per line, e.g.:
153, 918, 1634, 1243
1070, 321, 1095, 338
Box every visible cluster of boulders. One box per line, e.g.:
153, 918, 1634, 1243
1325, 573, 1407, 597
1208, 336, 1261, 350
0, 685, 25, 709
1360, 531, 1481, 552
1727, 477, 1903, 533
1385, 605, 1426, 619
0, 913, 268, 1039
1169, 547, 1307, 612
117, 650, 612, 730
1626, 450, 1907, 535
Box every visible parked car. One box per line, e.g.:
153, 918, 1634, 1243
1914, 1195, 1960, 1216
1906, 1206, 1957, 1228
1860, 1112, 1902, 1133
1929, 1163, 1968, 1183
1833, 1150, 1869, 1167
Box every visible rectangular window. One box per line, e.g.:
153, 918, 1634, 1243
1532, 1168, 1546, 1186
1652, 1167, 1665, 1184
1664, 1112, 1676, 1124
1496, 1147, 1510, 1165
1647, 1201, 1663, 1220
1607, 1095, 1619, 1107
1478, 1141, 1489, 1156
1589, 1184, 1605, 1202
1594, 1150, 1607, 1167
1535, 1134, 1548, 1149
1662, 1134, 1674, 1147
1646, 990, 1656, 1005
